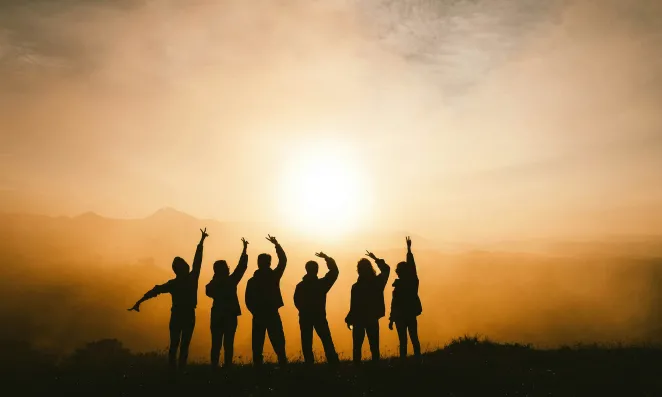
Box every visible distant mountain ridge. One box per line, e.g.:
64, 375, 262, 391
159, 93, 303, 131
1, 209, 661, 266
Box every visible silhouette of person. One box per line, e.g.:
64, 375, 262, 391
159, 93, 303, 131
245, 235, 288, 366
345, 250, 390, 363
128, 228, 208, 371
293, 252, 339, 365
206, 237, 249, 369
388, 236, 422, 360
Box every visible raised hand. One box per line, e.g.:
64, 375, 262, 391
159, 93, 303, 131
127, 303, 141, 313
406, 236, 412, 249
242, 237, 249, 249
200, 227, 209, 241
365, 250, 377, 261
315, 252, 329, 259
266, 234, 279, 245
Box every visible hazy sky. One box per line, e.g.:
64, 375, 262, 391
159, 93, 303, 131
1, 0, 661, 240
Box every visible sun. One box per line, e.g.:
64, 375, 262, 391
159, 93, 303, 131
279, 142, 366, 239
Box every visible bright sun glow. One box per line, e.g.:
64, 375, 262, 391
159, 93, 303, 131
279, 142, 366, 239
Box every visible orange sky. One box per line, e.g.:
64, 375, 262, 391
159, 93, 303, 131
1, 0, 661, 241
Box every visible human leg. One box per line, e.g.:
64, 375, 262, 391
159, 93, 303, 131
223, 316, 238, 367
408, 317, 421, 357
315, 318, 339, 364
266, 312, 287, 365
252, 316, 267, 366
352, 324, 365, 364
178, 311, 196, 369
210, 312, 223, 368
299, 317, 315, 364
365, 320, 380, 361
395, 320, 408, 358
168, 312, 183, 369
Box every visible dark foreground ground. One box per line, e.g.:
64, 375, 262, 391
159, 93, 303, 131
4, 336, 662, 396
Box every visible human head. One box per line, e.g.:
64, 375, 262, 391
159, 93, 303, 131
305, 260, 319, 276
257, 253, 272, 270
395, 261, 408, 278
357, 258, 376, 278
213, 260, 229, 278
172, 256, 190, 277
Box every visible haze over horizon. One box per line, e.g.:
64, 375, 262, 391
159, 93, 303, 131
1, 0, 662, 362
2, 205, 662, 360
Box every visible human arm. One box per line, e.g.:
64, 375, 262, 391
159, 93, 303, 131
127, 282, 171, 312
205, 277, 219, 299
245, 279, 256, 315
344, 285, 356, 329
344, 316, 353, 330
191, 228, 209, 280
366, 251, 390, 288
230, 238, 249, 284
316, 252, 338, 291
293, 284, 303, 312
406, 236, 417, 279
388, 287, 397, 330
267, 235, 287, 278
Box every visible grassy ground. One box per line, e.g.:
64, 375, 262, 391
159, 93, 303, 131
5, 336, 662, 396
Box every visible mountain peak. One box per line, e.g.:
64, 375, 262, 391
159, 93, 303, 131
146, 207, 196, 221
74, 211, 103, 220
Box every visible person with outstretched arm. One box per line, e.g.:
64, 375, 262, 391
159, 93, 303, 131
388, 236, 422, 361
294, 251, 340, 365
206, 237, 249, 369
128, 228, 209, 371
245, 235, 288, 366
345, 250, 390, 363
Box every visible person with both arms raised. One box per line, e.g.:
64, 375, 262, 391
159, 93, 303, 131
128, 228, 208, 371
205, 237, 249, 369
294, 251, 340, 365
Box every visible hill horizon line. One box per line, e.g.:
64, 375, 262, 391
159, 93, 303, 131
2, 207, 662, 249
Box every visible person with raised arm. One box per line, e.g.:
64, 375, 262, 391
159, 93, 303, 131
294, 251, 340, 365
345, 250, 390, 363
128, 228, 209, 371
245, 235, 288, 366
388, 236, 422, 361
206, 237, 249, 369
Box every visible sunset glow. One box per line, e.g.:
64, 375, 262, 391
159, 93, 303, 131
279, 142, 366, 238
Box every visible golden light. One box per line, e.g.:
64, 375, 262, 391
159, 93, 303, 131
279, 141, 366, 239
